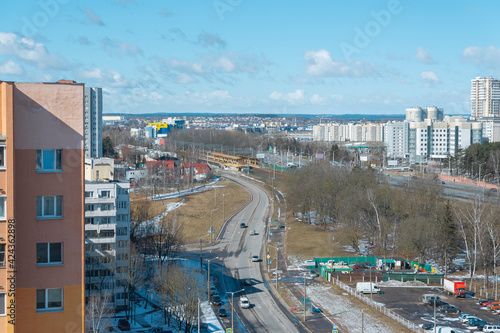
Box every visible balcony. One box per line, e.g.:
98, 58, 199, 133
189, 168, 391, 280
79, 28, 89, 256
85, 209, 117, 217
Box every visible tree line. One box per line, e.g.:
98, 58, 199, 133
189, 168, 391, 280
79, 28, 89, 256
286, 161, 500, 289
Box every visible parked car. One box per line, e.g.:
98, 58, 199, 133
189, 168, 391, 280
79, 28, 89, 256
440, 305, 461, 313
457, 313, 471, 322
218, 308, 228, 317
239, 296, 250, 309
468, 318, 487, 329
252, 255, 260, 262
426, 299, 448, 307
488, 301, 500, 310
480, 299, 496, 307
421, 323, 434, 330
477, 299, 494, 305
208, 286, 217, 296
211, 295, 222, 306
117, 319, 131, 331
483, 324, 500, 332
460, 315, 478, 324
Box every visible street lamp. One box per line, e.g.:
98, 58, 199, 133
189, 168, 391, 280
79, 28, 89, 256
199, 234, 210, 271
210, 208, 219, 244
206, 257, 218, 305
475, 161, 486, 187
227, 289, 244, 333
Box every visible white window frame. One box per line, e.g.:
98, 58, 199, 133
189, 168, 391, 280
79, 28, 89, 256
36, 149, 62, 172
0, 145, 5, 170
36, 195, 63, 219
36, 288, 63, 312
0, 293, 5, 316
36, 242, 63, 265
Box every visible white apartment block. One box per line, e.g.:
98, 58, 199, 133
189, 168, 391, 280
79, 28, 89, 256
387, 117, 483, 161
406, 106, 443, 122
85, 181, 130, 310
85, 87, 103, 158
471, 76, 500, 120
483, 121, 500, 142
313, 123, 384, 142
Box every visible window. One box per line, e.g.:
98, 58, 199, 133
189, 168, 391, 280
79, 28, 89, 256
36, 288, 63, 311
100, 191, 110, 198
0, 146, 5, 169
101, 217, 111, 224
85, 230, 98, 238
0, 196, 5, 220
36, 149, 62, 172
85, 204, 94, 212
0, 293, 5, 316
85, 191, 93, 198
0, 244, 4, 267
117, 227, 127, 236
85, 218, 94, 225
36, 243, 62, 265
100, 230, 114, 238
117, 201, 127, 209
101, 204, 112, 211
36, 196, 62, 218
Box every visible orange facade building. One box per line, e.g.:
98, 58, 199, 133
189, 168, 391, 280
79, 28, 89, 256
0, 81, 85, 332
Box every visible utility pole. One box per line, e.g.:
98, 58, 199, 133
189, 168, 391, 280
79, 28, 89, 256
361, 309, 364, 333
227, 289, 244, 333
303, 273, 307, 322
433, 297, 436, 333
197, 297, 200, 333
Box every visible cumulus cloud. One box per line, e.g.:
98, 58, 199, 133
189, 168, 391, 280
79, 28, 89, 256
79, 67, 137, 88
304, 49, 376, 77
197, 31, 226, 49
310, 94, 325, 105
176, 73, 198, 84
101, 38, 143, 57
0, 60, 23, 75
0, 32, 68, 69
84, 8, 105, 26
420, 71, 441, 85
269, 89, 306, 105
415, 47, 434, 64
463, 45, 500, 68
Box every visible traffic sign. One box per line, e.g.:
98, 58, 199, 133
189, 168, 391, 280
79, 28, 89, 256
226, 328, 232, 333
267, 255, 270, 259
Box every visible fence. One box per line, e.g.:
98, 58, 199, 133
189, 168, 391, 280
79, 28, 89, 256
330, 275, 425, 333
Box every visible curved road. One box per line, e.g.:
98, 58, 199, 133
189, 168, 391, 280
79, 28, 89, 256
215, 173, 303, 333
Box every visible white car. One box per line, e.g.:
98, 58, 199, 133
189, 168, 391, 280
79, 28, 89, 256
459, 315, 478, 324
239, 296, 250, 309
252, 255, 259, 262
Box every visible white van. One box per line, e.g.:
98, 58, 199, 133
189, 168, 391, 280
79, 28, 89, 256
422, 294, 441, 303
434, 327, 464, 333
483, 324, 500, 332
356, 282, 381, 294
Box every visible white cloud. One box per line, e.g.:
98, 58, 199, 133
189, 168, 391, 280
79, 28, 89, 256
415, 47, 434, 64
79, 67, 137, 88
213, 56, 235, 72
101, 38, 143, 57
0, 60, 23, 75
0, 32, 68, 69
463, 45, 500, 68
310, 94, 325, 105
176, 73, 198, 84
304, 49, 375, 77
197, 31, 226, 49
84, 8, 105, 26
148, 92, 163, 101
269, 89, 306, 105
420, 71, 441, 85
331, 94, 343, 101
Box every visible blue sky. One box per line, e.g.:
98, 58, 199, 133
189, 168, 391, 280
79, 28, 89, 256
1, 1, 500, 115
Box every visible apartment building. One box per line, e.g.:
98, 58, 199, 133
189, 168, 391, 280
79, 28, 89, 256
406, 106, 444, 122
0, 81, 85, 332
85, 181, 130, 310
471, 76, 500, 120
387, 117, 483, 161
312, 123, 384, 142
85, 87, 103, 158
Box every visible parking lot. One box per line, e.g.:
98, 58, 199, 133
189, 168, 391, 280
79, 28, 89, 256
367, 285, 500, 330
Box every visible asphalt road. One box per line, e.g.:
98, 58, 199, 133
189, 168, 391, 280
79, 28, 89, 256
210, 173, 305, 333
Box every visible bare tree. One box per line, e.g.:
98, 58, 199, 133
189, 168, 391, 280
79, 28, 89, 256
85, 292, 114, 333
123, 245, 147, 320
456, 196, 485, 286
147, 212, 184, 275
489, 149, 500, 179
130, 199, 153, 244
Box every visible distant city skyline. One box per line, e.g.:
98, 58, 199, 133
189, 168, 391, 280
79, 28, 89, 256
1, 1, 500, 115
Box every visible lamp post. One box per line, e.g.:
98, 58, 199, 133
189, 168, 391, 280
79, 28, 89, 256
303, 273, 307, 322
197, 297, 201, 333
210, 208, 219, 244
206, 257, 218, 305
227, 289, 244, 333
199, 234, 210, 271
